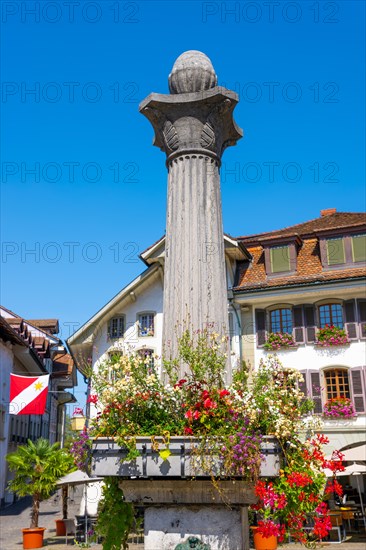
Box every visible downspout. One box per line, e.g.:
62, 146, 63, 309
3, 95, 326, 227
228, 290, 243, 365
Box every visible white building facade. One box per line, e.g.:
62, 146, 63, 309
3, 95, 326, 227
68, 210, 366, 456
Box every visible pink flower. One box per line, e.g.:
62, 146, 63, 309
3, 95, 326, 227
87, 394, 98, 404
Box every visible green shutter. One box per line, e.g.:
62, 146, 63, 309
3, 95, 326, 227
326, 238, 345, 265
352, 235, 366, 262
270, 246, 290, 273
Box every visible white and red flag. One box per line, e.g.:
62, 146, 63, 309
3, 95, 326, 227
9, 374, 50, 415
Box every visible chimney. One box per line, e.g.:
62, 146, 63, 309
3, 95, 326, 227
321, 208, 337, 217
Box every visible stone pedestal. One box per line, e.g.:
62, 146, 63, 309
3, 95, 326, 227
92, 436, 282, 549
144, 506, 243, 550
139, 51, 242, 376
120, 479, 254, 550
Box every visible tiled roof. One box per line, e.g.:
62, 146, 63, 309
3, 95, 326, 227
52, 352, 74, 377
27, 319, 59, 334
2, 317, 51, 362
0, 317, 26, 346
237, 212, 366, 242
234, 212, 366, 291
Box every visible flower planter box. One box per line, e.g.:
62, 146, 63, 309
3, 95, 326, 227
91, 436, 281, 479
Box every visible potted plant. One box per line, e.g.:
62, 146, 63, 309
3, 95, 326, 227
315, 325, 350, 347
6, 438, 74, 549
264, 332, 297, 351
250, 435, 345, 547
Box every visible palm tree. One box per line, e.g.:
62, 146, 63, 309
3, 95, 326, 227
6, 438, 74, 528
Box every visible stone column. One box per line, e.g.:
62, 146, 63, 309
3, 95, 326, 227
140, 51, 242, 372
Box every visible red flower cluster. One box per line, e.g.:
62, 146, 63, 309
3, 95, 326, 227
180, 384, 232, 435
257, 520, 285, 540
325, 479, 343, 497
251, 435, 345, 545
287, 471, 313, 488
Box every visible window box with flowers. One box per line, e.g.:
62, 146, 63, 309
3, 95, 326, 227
264, 332, 297, 351
315, 325, 350, 347
323, 396, 357, 419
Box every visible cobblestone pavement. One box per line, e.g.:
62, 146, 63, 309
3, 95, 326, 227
1, 491, 365, 550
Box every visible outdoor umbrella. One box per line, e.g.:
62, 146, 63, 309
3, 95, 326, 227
323, 463, 366, 517
339, 444, 366, 463
56, 470, 103, 544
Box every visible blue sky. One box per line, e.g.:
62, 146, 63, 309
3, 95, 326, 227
1, 0, 365, 408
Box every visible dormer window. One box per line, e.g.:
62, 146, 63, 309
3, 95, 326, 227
107, 316, 125, 339
320, 232, 366, 268
263, 236, 301, 276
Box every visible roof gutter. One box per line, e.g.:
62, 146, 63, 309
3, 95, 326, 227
233, 276, 366, 295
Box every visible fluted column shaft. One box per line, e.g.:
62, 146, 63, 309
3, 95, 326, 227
163, 154, 228, 357
140, 80, 242, 376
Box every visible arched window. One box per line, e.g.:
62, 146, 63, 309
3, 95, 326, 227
324, 368, 350, 400
319, 304, 343, 328
270, 308, 293, 333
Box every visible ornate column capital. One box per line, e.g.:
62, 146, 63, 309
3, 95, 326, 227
139, 51, 242, 166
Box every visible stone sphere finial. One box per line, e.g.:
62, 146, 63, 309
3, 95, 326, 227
168, 50, 218, 94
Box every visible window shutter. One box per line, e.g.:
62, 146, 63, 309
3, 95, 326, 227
357, 299, 366, 340
299, 370, 308, 402
304, 305, 316, 343
326, 238, 345, 265
351, 234, 366, 263
293, 306, 304, 344
310, 371, 322, 414
344, 299, 358, 340
350, 367, 366, 413
255, 309, 267, 348
271, 246, 290, 273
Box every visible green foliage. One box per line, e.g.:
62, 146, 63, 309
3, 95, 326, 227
164, 329, 228, 387
6, 438, 74, 528
95, 477, 135, 550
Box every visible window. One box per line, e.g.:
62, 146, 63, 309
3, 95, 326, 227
108, 317, 125, 339
321, 233, 366, 268
326, 238, 345, 266
352, 235, 366, 263
270, 246, 290, 273
324, 369, 350, 400
319, 304, 343, 328
107, 351, 123, 383
138, 313, 154, 337
270, 308, 293, 333
137, 348, 155, 369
